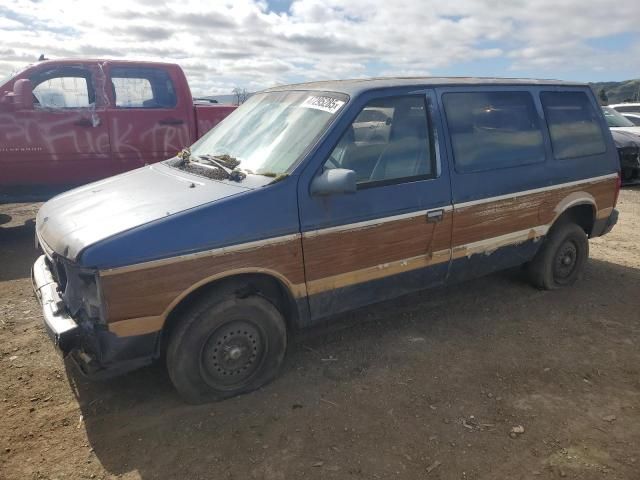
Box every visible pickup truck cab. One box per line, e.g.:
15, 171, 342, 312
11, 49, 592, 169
32, 78, 621, 403
0, 59, 235, 202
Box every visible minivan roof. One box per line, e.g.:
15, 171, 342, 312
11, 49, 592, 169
262, 77, 587, 96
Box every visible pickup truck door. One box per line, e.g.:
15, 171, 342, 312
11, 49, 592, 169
297, 90, 453, 321
2, 64, 111, 190
104, 64, 193, 168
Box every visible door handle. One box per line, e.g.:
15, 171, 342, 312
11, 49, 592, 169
426, 209, 444, 223
158, 118, 184, 126
74, 118, 95, 127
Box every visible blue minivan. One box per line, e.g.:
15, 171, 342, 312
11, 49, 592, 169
32, 78, 620, 403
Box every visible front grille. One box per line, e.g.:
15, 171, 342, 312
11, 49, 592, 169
618, 146, 640, 168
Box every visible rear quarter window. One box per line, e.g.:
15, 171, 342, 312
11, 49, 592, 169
540, 91, 606, 160
442, 91, 546, 173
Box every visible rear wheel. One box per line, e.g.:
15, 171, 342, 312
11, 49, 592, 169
167, 294, 287, 404
527, 222, 589, 290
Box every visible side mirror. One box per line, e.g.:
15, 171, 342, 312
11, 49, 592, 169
310, 168, 357, 196
11, 79, 34, 110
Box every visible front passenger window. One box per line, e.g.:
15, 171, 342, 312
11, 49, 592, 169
324, 96, 435, 186
32, 75, 91, 109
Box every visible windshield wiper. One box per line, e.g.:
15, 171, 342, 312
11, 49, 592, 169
171, 149, 246, 182
197, 154, 246, 181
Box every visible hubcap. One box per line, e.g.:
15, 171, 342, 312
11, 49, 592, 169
200, 321, 265, 388
554, 240, 578, 281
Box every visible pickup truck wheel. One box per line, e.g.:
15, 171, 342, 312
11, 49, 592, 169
527, 222, 589, 290
167, 295, 287, 404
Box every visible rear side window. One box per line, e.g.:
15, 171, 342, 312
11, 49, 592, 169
110, 67, 177, 108
540, 91, 606, 160
442, 91, 545, 173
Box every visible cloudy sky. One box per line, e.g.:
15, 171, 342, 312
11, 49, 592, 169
1, 0, 639, 96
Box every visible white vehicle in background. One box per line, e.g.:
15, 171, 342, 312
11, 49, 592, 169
353, 106, 393, 143
609, 102, 640, 114
601, 106, 640, 135
622, 112, 640, 126
601, 107, 640, 184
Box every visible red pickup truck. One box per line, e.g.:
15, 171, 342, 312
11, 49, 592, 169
0, 59, 235, 202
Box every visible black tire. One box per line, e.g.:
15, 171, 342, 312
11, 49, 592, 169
167, 294, 287, 404
527, 222, 589, 290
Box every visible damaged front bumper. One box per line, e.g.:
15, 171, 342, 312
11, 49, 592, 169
31, 254, 79, 354
32, 254, 158, 379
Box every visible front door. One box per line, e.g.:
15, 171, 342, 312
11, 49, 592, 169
298, 90, 453, 320
2, 64, 111, 192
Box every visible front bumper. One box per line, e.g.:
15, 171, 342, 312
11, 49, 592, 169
31, 255, 79, 354
31, 254, 158, 378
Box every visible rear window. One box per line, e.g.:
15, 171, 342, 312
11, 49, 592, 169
442, 91, 545, 172
540, 91, 606, 160
110, 67, 177, 108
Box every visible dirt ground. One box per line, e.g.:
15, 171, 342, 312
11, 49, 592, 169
1, 189, 639, 480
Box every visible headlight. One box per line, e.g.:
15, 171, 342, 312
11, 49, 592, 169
55, 257, 103, 323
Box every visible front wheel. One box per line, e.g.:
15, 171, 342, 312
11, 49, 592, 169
167, 295, 287, 404
527, 222, 589, 290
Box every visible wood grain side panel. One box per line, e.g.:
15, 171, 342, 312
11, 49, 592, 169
453, 178, 617, 247
100, 238, 305, 324
302, 211, 452, 282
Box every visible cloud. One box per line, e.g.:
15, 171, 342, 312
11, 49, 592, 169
0, 0, 638, 95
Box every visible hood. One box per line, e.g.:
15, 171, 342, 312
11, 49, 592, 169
36, 163, 261, 261
610, 129, 640, 149
610, 126, 640, 136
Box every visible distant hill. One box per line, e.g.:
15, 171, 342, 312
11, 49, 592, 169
590, 78, 640, 104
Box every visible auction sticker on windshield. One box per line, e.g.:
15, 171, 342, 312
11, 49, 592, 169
301, 95, 345, 114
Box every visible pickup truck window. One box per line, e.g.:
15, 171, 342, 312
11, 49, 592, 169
323, 95, 435, 186
31, 67, 94, 109
189, 90, 347, 176
110, 67, 177, 108
541, 91, 606, 160
33, 76, 90, 108
443, 91, 545, 173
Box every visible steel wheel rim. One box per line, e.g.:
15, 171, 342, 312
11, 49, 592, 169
553, 240, 578, 282
200, 320, 266, 390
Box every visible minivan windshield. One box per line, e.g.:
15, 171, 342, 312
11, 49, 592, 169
602, 106, 636, 128
189, 90, 348, 176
